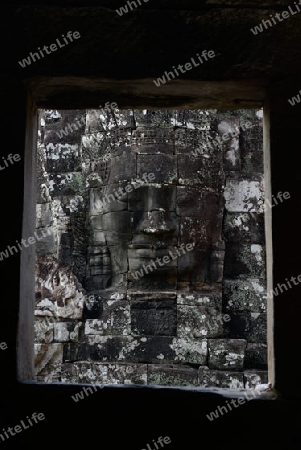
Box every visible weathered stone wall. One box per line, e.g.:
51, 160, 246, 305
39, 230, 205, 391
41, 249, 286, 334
34, 108, 267, 388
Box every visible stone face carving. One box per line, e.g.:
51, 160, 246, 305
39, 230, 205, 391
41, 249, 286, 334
34, 108, 267, 388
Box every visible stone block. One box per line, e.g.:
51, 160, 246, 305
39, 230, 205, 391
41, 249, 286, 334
223, 278, 267, 313
63, 343, 83, 362
127, 267, 177, 291
133, 111, 176, 128
34, 343, 63, 381
244, 343, 268, 369
36, 203, 53, 228
37, 180, 52, 204
84, 154, 110, 181
35, 228, 56, 255
223, 136, 240, 172
128, 247, 177, 272
180, 216, 222, 248
177, 187, 224, 219
86, 109, 133, 132
177, 154, 224, 192
62, 362, 147, 385
86, 335, 180, 364
198, 367, 244, 389
53, 322, 81, 342
175, 110, 212, 130
208, 339, 247, 370
209, 241, 225, 283
108, 244, 129, 277
82, 294, 103, 320
244, 370, 269, 389
177, 305, 223, 338
34, 317, 54, 343
131, 126, 174, 154
223, 243, 266, 279
175, 129, 219, 155
148, 364, 198, 386
169, 338, 208, 365
103, 128, 132, 154
177, 248, 209, 282
84, 297, 130, 336
216, 117, 241, 172
103, 211, 131, 234
96, 363, 148, 385
89, 215, 104, 231
81, 131, 109, 160
85, 319, 111, 336
44, 110, 86, 146
240, 122, 264, 174
61, 363, 78, 383
89, 229, 107, 246
223, 211, 265, 244
109, 151, 137, 183
89, 184, 128, 214
128, 292, 173, 301
137, 155, 177, 184
85, 335, 135, 361
224, 179, 264, 213
45, 143, 81, 173
224, 312, 267, 343
130, 293, 177, 336
48, 172, 83, 196
177, 290, 222, 309
62, 362, 93, 384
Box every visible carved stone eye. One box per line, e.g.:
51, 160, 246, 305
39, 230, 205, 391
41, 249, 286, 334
53, 273, 60, 286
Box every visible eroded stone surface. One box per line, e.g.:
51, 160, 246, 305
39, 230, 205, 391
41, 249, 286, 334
244, 370, 269, 389
35, 257, 86, 319
61, 362, 147, 385
34, 343, 63, 382
169, 338, 208, 364
224, 179, 264, 213
208, 339, 247, 370
148, 364, 198, 386
198, 367, 244, 389
223, 279, 267, 313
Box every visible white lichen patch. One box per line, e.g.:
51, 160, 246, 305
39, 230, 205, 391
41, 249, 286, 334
118, 338, 140, 361
224, 179, 264, 212
251, 279, 265, 294
85, 319, 111, 335
177, 294, 212, 306
251, 244, 263, 263
46, 143, 78, 159
170, 338, 207, 364
224, 352, 244, 364
228, 377, 244, 389
225, 148, 237, 166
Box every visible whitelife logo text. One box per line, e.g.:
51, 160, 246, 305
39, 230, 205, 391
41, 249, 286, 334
18, 31, 81, 68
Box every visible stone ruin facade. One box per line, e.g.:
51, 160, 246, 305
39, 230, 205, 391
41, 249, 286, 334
34, 108, 267, 389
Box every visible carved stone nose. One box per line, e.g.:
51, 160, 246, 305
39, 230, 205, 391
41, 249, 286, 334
142, 211, 175, 235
